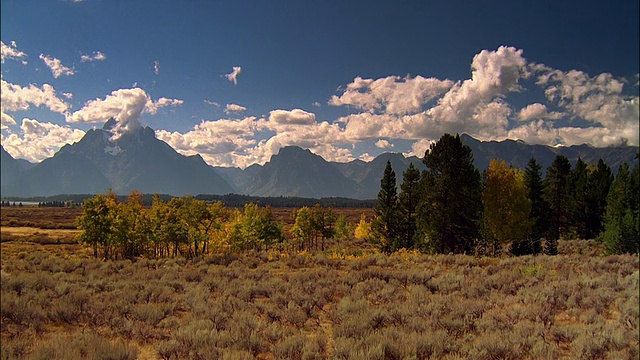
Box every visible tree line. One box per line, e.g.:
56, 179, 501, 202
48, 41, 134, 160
77, 192, 285, 259
38, 200, 80, 208
0, 201, 23, 207
369, 134, 639, 256
76, 191, 345, 260
11, 193, 376, 209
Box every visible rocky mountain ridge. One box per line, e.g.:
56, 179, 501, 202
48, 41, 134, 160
2, 128, 637, 199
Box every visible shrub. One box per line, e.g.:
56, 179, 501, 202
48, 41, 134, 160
272, 333, 305, 359
28, 332, 139, 360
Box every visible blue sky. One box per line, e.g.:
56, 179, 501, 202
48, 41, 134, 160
1, 0, 638, 167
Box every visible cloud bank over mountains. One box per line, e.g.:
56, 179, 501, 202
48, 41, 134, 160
1, 45, 638, 167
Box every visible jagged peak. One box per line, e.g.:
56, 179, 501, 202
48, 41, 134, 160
270, 146, 318, 163
277, 145, 313, 155
103, 118, 117, 130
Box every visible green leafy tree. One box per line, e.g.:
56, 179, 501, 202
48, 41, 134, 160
117, 190, 145, 259
238, 203, 283, 251
224, 209, 245, 251
311, 204, 336, 251
257, 206, 284, 250
148, 194, 171, 257
201, 201, 227, 255
291, 206, 314, 251
175, 196, 219, 257
77, 193, 116, 259
398, 162, 421, 250
372, 160, 399, 253
543, 155, 572, 254
163, 197, 189, 257
603, 163, 639, 254
334, 214, 352, 241
521, 158, 547, 255
482, 160, 532, 256
418, 134, 482, 254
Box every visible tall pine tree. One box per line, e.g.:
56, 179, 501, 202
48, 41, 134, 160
586, 159, 613, 239
372, 161, 399, 253
603, 163, 639, 254
519, 157, 547, 255
418, 134, 482, 254
398, 162, 421, 250
543, 155, 572, 254
568, 158, 589, 239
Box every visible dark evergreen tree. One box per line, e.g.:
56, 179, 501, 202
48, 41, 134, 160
586, 159, 613, 239
603, 163, 639, 254
398, 162, 421, 250
372, 160, 399, 253
543, 155, 572, 254
515, 158, 546, 255
418, 134, 482, 254
568, 158, 589, 239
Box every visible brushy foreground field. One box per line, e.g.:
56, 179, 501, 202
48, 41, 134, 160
1, 207, 639, 359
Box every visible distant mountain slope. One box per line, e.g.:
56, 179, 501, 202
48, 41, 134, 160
1, 147, 29, 188
1, 121, 234, 197
334, 153, 426, 199
2, 132, 637, 199
214, 164, 262, 194
218, 139, 637, 200
460, 134, 638, 173
5, 151, 112, 197
244, 146, 362, 199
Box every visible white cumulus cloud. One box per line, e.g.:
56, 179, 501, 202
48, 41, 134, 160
225, 103, 247, 114
1, 41, 28, 64
66, 88, 183, 139
375, 139, 394, 149
404, 139, 435, 158
267, 109, 316, 126
518, 103, 564, 121
1, 118, 85, 162
225, 66, 242, 85
39, 54, 75, 78
156, 117, 260, 168
359, 153, 375, 162
148, 97, 184, 112
330, 75, 454, 115
1, 79, 70, 126
1, 112, 16, 129
536, 68, 639, 145
80, 51, 106, 62
332, 46, 529, 143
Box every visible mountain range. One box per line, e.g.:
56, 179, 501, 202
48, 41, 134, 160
1, 124, 638, 199
1, 119, 233, 197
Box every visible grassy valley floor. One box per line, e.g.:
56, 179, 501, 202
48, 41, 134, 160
0, 207, 638, 359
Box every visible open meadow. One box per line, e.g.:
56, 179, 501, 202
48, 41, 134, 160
1, 206, 638, 359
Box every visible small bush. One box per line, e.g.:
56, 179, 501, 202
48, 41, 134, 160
28, 332, 139, 360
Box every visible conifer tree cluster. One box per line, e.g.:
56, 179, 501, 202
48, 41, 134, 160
372, 134, 639, 255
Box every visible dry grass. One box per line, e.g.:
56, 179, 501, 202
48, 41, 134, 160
1, 245, 637, 359
1, 227, 80, 244
0, 207, 637, 359
0, 206, 81, 229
